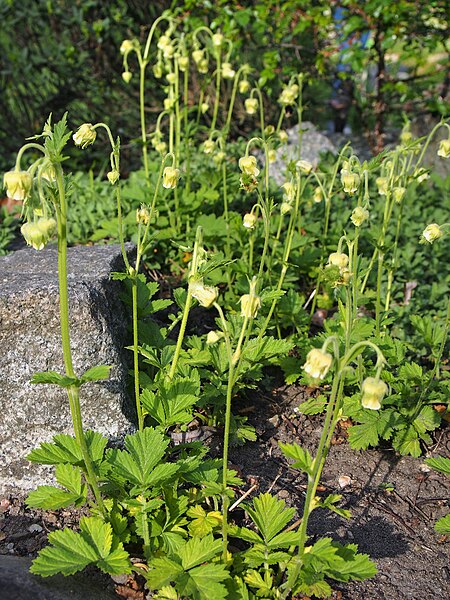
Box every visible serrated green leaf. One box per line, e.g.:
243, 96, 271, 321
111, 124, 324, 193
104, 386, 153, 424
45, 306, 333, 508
242, 337, 294, 364
434, 514, 450, 534
298, 394, 327, 415
55, 463, 84, 495
348, 419, 379, 450
393, 427, 421, 457
141, 376, 199, 428
146, 557, 184, 589
280, 442, 313, 476
30, 528, 96, 577
187, 506, 222, 537
295, 579, 332, 599
26, 486, 82, 510
398, 362, 423, 382
425, 456, 450, 477
31, 371, 78, 387
246, 493, 295, 543
413, 405, 441, 434
329, 543, 378, 581
267, 529, 302, 549
80, 365, 111, 384
79, 516, 112, 559
27, 434, 82, 464
110, 271, 129, 281
229, 525, 263, 544
178, 535, 222, 570
185, 563, 230, 600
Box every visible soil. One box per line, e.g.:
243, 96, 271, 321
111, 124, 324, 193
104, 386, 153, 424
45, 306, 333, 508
1, 381, 449, 600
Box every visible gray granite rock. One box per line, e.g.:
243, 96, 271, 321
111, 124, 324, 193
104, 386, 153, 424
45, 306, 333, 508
0, 555, 117, 600
0, 244, 134, 494
266, 122, 337, 184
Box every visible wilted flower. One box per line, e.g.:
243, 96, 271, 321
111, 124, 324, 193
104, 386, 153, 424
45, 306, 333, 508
3, 170, 33, 200
239, 79, 250, 94
437, 139, 450, 158
278, 84, 299, 106
206, 330, 224, 344
376, 177, 388, 196
361, 377, 388, 410
163, 166, 180, 189
222, 62, 235, 79
136, 205, 150, 225
313, 187, 323, 203
239, 155, 260, 177
422, 223, 443, 244
278, 130, 288, 143
203, 139, 215, 154
341, 169, 360, 195
296, 159, 313, 175
107, 170, 120, 185
350, 206, 369, 227
73, 123, 97, 149
190, 280, 218, 308
303, 348, 333, 380
243, 213, 257, 229
393, 186, 406, 203
245, 98, 258, 115
122, 71, 132, 84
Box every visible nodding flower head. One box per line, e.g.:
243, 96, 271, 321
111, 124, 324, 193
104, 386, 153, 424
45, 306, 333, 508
3, 170, 33, 200
350, 206, 369, 227
163, 166, 180, 189
278, 84, 299, 106
328, 252, 349, 271
393, 187, 406, 204
21, 217, 56, 251
240, 280, 261, 319
296, 160, 313, 175
313, 187, 323, 203
437, 139, 450, 158
341, 169, 360, 195
107, 170, 120, 185
222, 62, 236, 79
278, 130, 288, 144
245, 98, 258, 115
190, 280, 218, 308
73, 123, 97, 149
239, 155, 260, 177
122, 71, 132, 84
239, 79, 250, 94
120, 39, 135, 55
136, 205, 151, 225
422, 223, 443, 244
212, 33, 223, 47
178, 56, 189, 72
243, 213, 257, 229
203, 139, 216, 154
361, 377, 388, 410
376, 177, 389, 196
303, 348, 333, 380
282, 181, 296, 202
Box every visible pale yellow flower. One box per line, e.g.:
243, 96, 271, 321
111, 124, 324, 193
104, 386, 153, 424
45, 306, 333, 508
303, 348, 333, 380
361, 377, 387, 410
3, 170, 33, 200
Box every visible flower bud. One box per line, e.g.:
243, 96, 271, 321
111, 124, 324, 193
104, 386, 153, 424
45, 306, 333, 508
107, 170, 120, 185
178, 56, 189, 72
239, 79, 250, 94
190, 280, 218, 308
155, 141, 167, 154
264, 125, 275, 136
192, 49, 203, 64
212, 151, 225, 165
282, 181, 295, 202
303, 348, 333, 380
400, 130, 412, 145
157, 35, 171, 51
376, 177, 388, 196
163, 166, 180, 189
422, 223, 443, 244
350, 206, 369, 227
296, 159, 313, 175
166, 72, 176, 84
437, 139, 450, 158
243, 213, 257, 229
393, 186, 406, 203
361, 377, 387, 410
281, 202, 293, 215
245, 98, 258, 115
73, 123, 96, 149
164, 97, 175, 111
278, 130, 288, 143
341, 169, 360, 195
201, 101, 209, 114
153, 63, 163, 79
3, 170, 33, 200
268, 149, 276, 163
203, 139, 215, 154
41, 164, 56, 182
38, 217, 57, 237
120, 39, 134, 55
122, 71, 132, 83
313, 187, 323, 203
222, 62, 235, 79
136, 205, 151, 225
212, 33, 223, 47
415, 168, 429, 183
278, 84, 299, 106
206, 330, 224, 344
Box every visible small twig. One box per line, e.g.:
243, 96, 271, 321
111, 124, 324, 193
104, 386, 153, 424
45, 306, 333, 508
267, 467, 283, 494
229, 484, 258, 512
